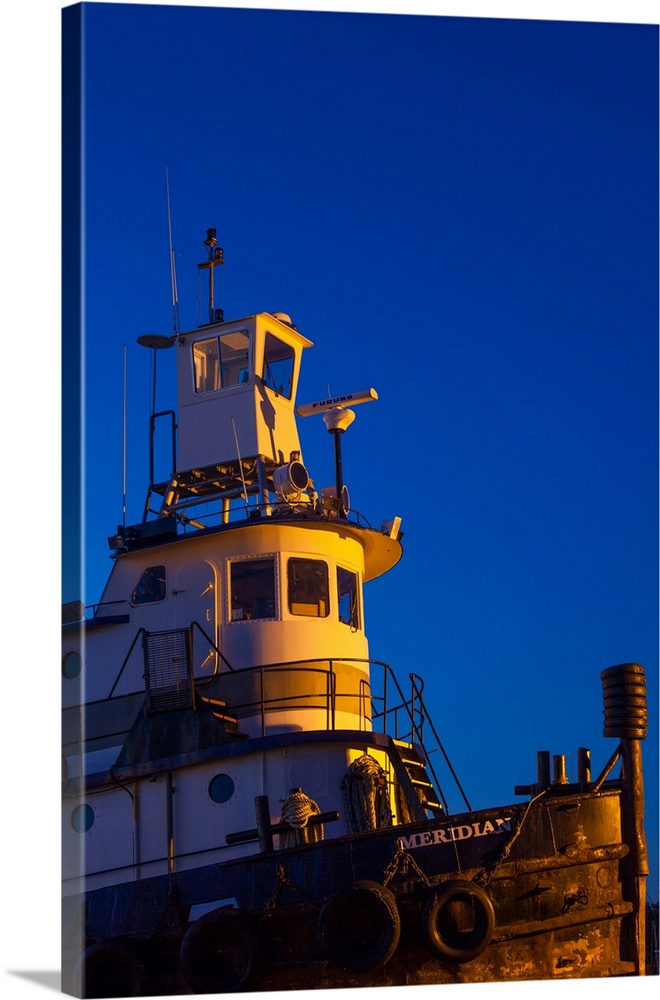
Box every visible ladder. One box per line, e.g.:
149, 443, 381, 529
389, 739, 444, 821
197, 694, 248, 739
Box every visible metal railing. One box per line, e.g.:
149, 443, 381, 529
104, 624, 466, 811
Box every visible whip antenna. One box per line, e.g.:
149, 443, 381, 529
122, 345, 127, 531
166, 166, 180, 336
231, 417, 251, 518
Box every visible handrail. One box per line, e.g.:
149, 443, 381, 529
103, 630, 465, 813
409, 673, 471, 812
213, 653, 419, 741
144, 408, 177, 521
215, 663, 343, 716
107, 627, 146, 699
139, 493, 375, 532
190, 620, 236, 675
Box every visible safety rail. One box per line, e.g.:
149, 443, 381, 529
166, 500, 375, 532
204, 654, 455, 809
211, 661, 339, 736
103, 623, 464, 812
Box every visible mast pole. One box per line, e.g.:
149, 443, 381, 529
198, 228, 225, 324
322, 406, 356, 517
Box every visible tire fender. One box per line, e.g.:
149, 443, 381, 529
423, 879, 495, 962
74, 937, 148, 998
179, 906, 260, 993
319, 879, 401, 971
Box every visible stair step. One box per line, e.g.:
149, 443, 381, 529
198, 694, 239, 727
200, 696, 229, 710
212, 711, 239, 726
410, 777, 434, 789
399, 757, 426, 769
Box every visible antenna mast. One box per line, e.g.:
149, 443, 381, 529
166, 167, 180, 336
198, 227, 225, 324
122, 345, 127, 530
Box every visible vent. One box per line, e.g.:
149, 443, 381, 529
601, 662, 647, 740
143, 628, 194, 712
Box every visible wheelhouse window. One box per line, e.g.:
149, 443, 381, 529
230, 558, 277, 621
288, 558, 329, 617
193, 330, 250, 393
338, 567, 360, 629
193, 338, 220, 392
131, 566, 166, 605
262, 333, 295, 398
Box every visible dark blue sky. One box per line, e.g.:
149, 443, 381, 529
63, 1, 659, 900
4, 2, 659, 994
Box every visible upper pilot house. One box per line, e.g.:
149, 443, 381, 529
144, 235, 313, 525
177, 311, 312, 474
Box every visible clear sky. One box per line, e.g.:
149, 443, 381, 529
67, 0, 658, 896
3, 1, 659, 997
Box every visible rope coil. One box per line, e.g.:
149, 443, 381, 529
341, 754, 393, 833
279, 788, 324, 847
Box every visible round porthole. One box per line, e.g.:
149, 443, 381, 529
62, 651, 82, 679
71, 803, 95, 833
209, 773, 235, 804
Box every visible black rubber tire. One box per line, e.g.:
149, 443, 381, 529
319, 879, 401, 971
75, 937, 148, 998
423, 879, 495, 963
179, 907, 261, 993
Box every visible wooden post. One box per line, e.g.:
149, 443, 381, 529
255, 795, 274, 853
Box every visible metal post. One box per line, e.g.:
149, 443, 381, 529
537, 750, 551, 790
322, 407, 355, 517
577, 747, 591, 790
166, 771, 175, 874
621, 738, 648, 974
257, 457, 271, 516
332, 430, 344, 510
600, 662, 649, 974
552, 754, 568, 785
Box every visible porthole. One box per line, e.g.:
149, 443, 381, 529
62, 650, 82, 679
71, 803, 95, 833
209, 773, 235, 804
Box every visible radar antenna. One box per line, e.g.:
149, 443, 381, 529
296, 388, 378, 517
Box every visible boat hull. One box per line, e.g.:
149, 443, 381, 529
63, 783, 642, 996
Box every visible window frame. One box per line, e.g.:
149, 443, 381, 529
228, 555, 279, 623
337, 565, 361, 630
192, 329, 252, 394
287, 557, 330, 618
130, 565, 167, 607
261, 332, 296, 399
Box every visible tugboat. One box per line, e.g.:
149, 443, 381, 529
62, 229, 649, 997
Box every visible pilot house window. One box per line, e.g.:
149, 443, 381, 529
262, 333, 295, 399
131, 566, 167, 605
288, 558, 329, 617
230, 558, 276, 621
193, 330, 250, 393
338, 567, 360, 629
